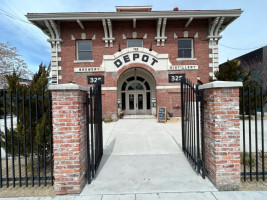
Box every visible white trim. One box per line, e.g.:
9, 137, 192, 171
156, 86, 180, 89
156, 18, 162, 46
27, 10, 242, 21
49, 83, 90, 91
102, 19, 109, 47
74, 67, 104, 72
169, 65, 198, 70
199, 81, 242, 90
102, 87, 117, 91
74, 60, 94, 63
77, 19, 84, 30
133, 18, 136, 28
52, 66, 61, 70
185, 17, 193, 27
176, 58, 197, 61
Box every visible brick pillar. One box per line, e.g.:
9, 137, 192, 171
49, 84, 89, 194
199, 81, 243, 191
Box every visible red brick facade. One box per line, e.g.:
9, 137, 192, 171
57, 19, 211, 118
26, 7, 242, 118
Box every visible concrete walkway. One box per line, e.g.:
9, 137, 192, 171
81, 118, 216, 195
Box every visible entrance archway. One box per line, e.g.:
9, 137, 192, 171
117, 67, 156, 115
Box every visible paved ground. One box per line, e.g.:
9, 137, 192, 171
81, 119, 215, 196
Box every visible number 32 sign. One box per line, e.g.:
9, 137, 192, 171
168, 74, 185, 83
87, 76, 104, 84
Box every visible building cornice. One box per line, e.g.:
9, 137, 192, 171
26, 10, 242, 21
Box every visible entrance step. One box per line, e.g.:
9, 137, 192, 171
123, 115, 156, 119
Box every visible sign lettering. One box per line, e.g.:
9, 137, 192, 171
87, 76, 104, 84
168, 74, 185, 83
157, 106, 167, 123
169, 65, 198, 71
114, 53, 158, 68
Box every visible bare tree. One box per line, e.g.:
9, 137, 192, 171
0, 42, 32, 84
240, 56, 267, 90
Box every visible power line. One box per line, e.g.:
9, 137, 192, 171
0, 10, 32, 25
219, 43, 266, 51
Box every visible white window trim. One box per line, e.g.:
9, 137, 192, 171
176, 58, 197, 61
74, 60, 94, 63
127, 39, 143, 48
177, 38, 195, 60
76, 40, 93, 61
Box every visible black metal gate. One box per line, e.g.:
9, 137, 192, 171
181, 78, 205, 178
0, 89, 53, 188
84, 83, 103, 184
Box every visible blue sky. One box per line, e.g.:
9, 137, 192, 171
0, 0, 267, 73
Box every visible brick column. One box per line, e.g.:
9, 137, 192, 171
49, 84, 89, 194
199, 81, 243, 191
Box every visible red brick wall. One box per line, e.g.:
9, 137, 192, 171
203, 87, 241, 190
52, 90, 87, 194
58, 19, 211, 117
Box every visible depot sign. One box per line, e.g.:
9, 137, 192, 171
114, 53, 158, 68
102, 48, 170, 72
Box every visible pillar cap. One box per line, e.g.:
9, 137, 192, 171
48, 83, 90, 91
199, 81, 243, 90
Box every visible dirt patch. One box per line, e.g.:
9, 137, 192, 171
0, 185, 55, 198
241, 180, 267, 191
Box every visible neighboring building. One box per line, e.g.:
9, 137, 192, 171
220, 46, 267, 84
220, 45, 267, 112
26, 6, 242, 118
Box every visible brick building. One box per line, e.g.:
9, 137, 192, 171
26, 6, 242, 118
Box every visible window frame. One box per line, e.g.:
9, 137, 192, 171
127, 39, 143, 48
76, 40, 93, 62
177, 38, 195, 60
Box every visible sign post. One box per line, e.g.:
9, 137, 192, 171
157, 106, 167, 123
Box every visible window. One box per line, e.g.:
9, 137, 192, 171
128, 82, 144, 90
178, 39, 193, 58
127, 39, 143, 48
77, 40, 92, 60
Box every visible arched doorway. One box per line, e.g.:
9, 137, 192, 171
117, 67, 156, 115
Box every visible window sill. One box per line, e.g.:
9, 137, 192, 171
74, 60, 94, 63
176, 58, 197, 61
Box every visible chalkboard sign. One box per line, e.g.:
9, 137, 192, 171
157, 106, 167, 123
87, 76, 104, 84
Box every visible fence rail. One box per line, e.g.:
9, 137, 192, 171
85, 83, 103, 184
240, 86, 267, 182
181, 78, 205, 178
0, 89, 53, 188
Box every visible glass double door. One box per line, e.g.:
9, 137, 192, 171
126, 92, 146, 115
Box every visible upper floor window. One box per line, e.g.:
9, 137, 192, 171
77, 40, 92, 60
178, 39, 193, 58
127, 39, 143, 48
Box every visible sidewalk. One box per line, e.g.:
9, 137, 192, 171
3, 119, 267, 200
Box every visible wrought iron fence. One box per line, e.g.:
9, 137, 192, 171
0, 89, 53, 188
240, 86, 267, 181
181, 78, 205, 178
85, 83, 103, 184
